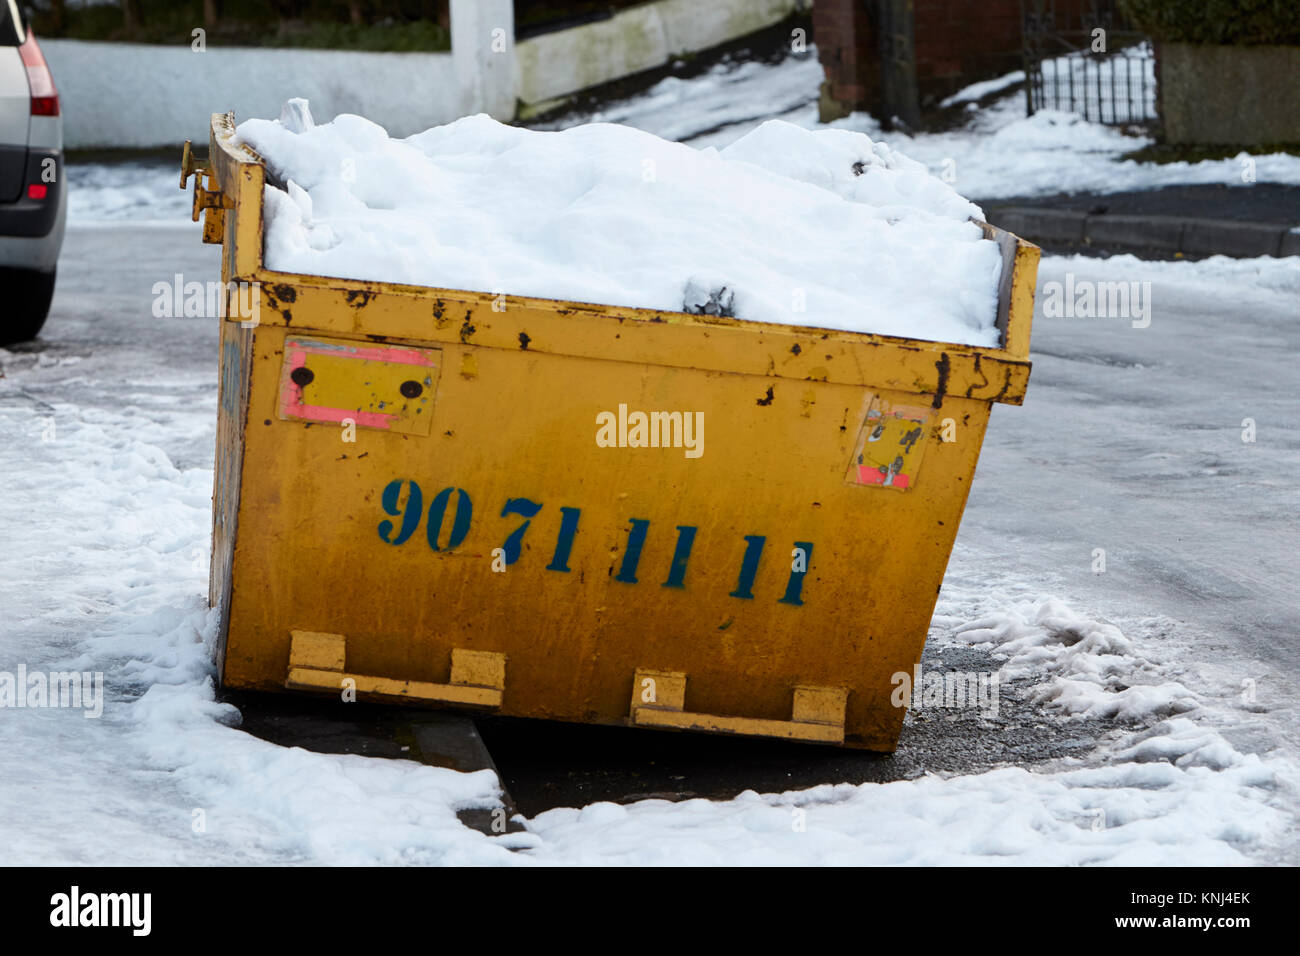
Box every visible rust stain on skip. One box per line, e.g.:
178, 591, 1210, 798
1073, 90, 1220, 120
932, 353, 950, 409
264, 284, 297, 324
993, 365, 1015, 403
965, 353, 988, 398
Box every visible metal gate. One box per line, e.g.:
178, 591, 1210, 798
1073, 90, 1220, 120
1021, 0, 1156, 126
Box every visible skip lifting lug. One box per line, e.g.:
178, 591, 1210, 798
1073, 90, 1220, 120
179, 139, 204, 190
181, 140, 230, 241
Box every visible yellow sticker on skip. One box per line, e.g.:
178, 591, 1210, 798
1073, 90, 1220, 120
845, 398, 932, 490
278, 337, 441, 437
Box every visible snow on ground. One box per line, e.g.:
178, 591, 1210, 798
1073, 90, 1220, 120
525, 562, 1296, 865
940, 69, 1025, 109
530, 51, 829, 144
1042, 250, 1300, 301
66, 160, 193, 224
234, 103, 1001, 345
3, 241, 1298, 864
692, 95, 1300, 200
0, 400, 522, 864
0, 382, 1292, 864
536, 50, 1300, 199
528, 722, 1288, 865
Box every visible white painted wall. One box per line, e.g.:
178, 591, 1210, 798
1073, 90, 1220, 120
46, 0, 515, 148
46, 41, 460, 148
44, 0, 801, 148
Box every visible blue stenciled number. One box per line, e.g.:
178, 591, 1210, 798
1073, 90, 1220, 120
500, 498, 543, 565
779, 541, 813, 606
547, 507, 581, 572
615, 519, 650, 583
662, 525, 697, 589
378, 479, 422, 545
380, 477, 812, 605
730, 535, 766, 599
427, 487, 473, 551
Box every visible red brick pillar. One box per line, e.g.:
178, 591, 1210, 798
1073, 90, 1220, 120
814, 0, 879, 122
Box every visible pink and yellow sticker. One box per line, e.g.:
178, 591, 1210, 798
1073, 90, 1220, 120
278, 337, 441, 437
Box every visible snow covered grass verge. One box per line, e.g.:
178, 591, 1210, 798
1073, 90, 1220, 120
1, 370, 1294, 865
576, 51, 1300, 200
233, 103, 1005, 346
785, 104, 1300, 201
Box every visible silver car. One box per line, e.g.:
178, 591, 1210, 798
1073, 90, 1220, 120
0, 0, 64, 343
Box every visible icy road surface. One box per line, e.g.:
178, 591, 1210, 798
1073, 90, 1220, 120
0, 222, 1296, 865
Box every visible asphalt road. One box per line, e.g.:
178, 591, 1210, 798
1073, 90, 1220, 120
9, 222, 1297, 815
981, 183, 1300, 225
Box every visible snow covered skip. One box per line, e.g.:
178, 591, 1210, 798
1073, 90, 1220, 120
235, 100, 1005, 347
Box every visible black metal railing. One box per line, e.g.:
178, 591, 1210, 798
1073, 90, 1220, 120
1022, 0, 1156, 126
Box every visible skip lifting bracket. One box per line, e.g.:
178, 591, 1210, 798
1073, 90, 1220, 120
181, 140, 230, 241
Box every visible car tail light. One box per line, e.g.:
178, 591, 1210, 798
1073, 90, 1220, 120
27, 183, 47, 200
19, 31, 59, 117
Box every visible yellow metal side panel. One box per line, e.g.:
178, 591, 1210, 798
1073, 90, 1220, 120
223, 324, 993, 750
242, 277, 1033, 405
210, 319, 254, 674
208, 112, 264, 283
1004, 240, 1042, 359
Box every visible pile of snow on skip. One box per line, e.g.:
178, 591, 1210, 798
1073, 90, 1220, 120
235, 100, 1004, 347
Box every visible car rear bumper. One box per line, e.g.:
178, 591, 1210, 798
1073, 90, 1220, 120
0, 147, 62, 238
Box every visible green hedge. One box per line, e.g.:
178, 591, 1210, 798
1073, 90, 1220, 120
25, 1, 451, 51
1119, 0, 1300, 45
